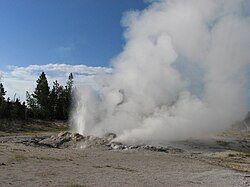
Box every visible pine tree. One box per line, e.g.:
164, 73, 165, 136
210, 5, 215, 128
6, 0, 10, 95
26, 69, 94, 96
11, 99, 26, 120
26, 91, 36, 118
55, 85, 65, 120
64, 73, 74, 119
49, 80, 64, 119
0, 83, 6, 104
32, 72, 50, 119
0, 83, 7, 118
26, 91, 36, 109
24, 72, 74, 120
66, 73, 74, 93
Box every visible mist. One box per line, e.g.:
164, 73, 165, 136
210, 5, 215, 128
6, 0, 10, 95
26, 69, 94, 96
71, 0, 250, 143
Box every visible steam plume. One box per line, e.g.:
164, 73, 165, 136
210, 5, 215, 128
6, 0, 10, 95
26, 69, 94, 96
71, 0, 250, 143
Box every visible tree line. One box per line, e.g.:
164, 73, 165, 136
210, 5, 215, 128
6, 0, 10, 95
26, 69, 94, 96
0, 72, 74, 121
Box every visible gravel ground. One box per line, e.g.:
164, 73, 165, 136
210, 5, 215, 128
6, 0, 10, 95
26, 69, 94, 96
0, 133, 249, 187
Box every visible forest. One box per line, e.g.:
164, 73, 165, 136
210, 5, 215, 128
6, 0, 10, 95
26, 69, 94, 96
0, 72, 74, 121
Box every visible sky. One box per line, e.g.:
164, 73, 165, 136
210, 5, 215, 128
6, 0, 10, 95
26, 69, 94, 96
0, 0, 147, 100
0, 0, 250, 105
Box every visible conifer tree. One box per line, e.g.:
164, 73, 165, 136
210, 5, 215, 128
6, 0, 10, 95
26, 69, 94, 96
49, 80, 64, 119
32, 72, 50, 119
64, 73, 74, 119
0, 83, 6, 104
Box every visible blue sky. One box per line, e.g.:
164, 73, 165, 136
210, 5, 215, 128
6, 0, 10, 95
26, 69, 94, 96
0, 0, 147, 100
0, 0, 146, 69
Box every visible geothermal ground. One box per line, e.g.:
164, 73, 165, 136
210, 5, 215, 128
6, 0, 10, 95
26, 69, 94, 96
0, 121, 249, 187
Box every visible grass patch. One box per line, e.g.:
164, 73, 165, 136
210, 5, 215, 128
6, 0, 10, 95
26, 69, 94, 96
14, 154, 27, 161
67, 184, 86, 187
0, 119, 69, 133
30, 155, 69, 161
8, 154, 27, 163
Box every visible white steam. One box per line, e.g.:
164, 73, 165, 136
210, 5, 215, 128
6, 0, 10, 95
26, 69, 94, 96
71, 0, 250, 143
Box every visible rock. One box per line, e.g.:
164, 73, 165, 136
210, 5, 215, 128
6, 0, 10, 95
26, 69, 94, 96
104, 133, 117, 141
19, 131, 115, 148
16, 136, 47, 146
87, 136, 104, 145
38, 138, 63, 148
106, 141, 183, 153
128, 145, 141, 149
143, 145, 169, 153
108, 142, 126, 150
70, 133, 85, 141
18, 131, 184, 154
58, 131, 71, 138
37, 132, 85, 148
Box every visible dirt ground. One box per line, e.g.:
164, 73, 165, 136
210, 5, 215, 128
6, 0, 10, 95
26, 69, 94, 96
0, 129, 249, 187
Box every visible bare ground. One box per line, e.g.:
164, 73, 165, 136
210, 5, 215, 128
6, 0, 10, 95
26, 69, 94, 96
0, 124, 249, 187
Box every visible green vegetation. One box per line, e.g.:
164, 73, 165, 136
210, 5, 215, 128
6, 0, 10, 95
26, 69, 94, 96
0, 72, 74, 121
7, 154, 27, 163
14, 154, 27, 161
67, 184, 87, 187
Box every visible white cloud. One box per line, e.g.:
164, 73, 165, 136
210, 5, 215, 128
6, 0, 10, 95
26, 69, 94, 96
8, 63, 112, 75
0, 64, 112, 101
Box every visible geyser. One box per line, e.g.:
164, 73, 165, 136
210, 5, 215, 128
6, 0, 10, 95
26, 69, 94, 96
71, 0, 250, 143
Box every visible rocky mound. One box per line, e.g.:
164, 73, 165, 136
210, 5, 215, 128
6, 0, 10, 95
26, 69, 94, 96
19, 131, 183, 153
108, 141, 183, 153
18, 131, 84, 148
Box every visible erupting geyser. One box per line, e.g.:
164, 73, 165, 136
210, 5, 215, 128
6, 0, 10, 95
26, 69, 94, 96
71, 0, 250, 143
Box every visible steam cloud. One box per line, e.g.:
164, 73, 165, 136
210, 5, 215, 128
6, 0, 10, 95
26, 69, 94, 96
71, 0, 250, 143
